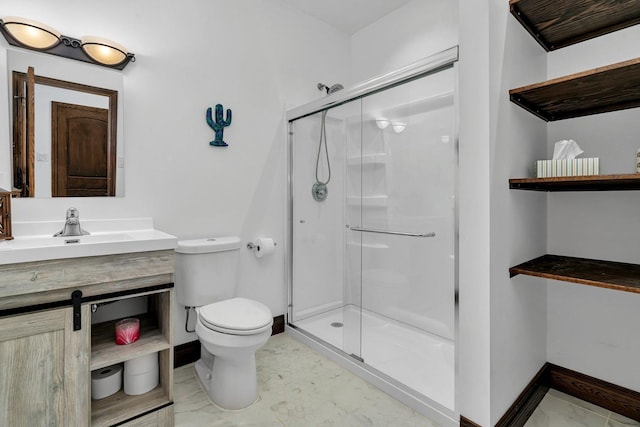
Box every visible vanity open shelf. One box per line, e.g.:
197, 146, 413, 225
91, 386, 170, 427
509, 57, 640, 121
90, 288, 173, 427
91, 313, 171, 371
509, 254, 640, 294
509, 0, 640, 51
509, 174, 640, 191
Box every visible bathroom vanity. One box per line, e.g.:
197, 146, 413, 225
0, 221, 177, 426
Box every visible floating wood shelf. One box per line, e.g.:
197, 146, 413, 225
510, 57, 640, 121
509, 173, 640, 191
509, 0, 640, 51
510, 254, 640, 294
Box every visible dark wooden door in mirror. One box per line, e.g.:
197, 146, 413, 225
51, 102, 114, 197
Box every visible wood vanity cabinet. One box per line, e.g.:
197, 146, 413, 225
0, 250, 175, 426
0, 305, 91, 426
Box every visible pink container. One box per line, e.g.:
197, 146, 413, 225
115, 318, 140, 345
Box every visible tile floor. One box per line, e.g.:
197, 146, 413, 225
525, 388, 640, 427
174, 332, 640, 427
174, 333, 440, 426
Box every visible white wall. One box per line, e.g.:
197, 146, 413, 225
488, 0, 548, 423
0, 0, 351, 346
458, 0, 549, 424
457, 0, 491, 423
350, 0, 458, 83
546, 25, 640, 392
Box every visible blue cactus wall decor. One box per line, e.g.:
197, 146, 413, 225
206, 104, 232, 147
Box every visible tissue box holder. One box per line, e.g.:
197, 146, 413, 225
535, 158, 599, 178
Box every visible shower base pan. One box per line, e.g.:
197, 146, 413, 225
287, 305, 456, 426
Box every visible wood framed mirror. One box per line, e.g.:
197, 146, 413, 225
12, 68, 118, 197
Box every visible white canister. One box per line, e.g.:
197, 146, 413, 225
91, 364, 122, 400
124, 352, 159, 395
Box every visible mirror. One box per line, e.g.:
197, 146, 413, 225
7, 48, 124, 197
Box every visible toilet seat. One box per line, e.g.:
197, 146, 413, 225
198, 297, 273, 335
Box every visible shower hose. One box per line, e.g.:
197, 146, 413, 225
315, 110, 331, 186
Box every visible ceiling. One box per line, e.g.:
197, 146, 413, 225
281, 0, 414, 34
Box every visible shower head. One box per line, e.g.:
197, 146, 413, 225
317, 83, 344, 95
328, 84, 344, 94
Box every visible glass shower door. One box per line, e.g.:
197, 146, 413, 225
351, 68, 457, 408
290, 101, 363, 360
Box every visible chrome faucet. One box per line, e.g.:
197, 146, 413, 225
53, 207, 90, 237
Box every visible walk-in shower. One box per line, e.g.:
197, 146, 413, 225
286, 47, 459, 425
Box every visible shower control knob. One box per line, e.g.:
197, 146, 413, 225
299, 220, 306, 224
312, 182, 328, 202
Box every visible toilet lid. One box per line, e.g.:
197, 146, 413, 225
198, 297, 272, 334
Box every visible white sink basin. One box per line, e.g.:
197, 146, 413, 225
0, 218, 177, 265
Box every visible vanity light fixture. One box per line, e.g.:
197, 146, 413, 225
81, 36, 129, 66
0, 16, 61, 50
0, 16, 135, 70
375, 119, 390, 129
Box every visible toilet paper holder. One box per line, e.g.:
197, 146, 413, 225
246, 240, 277, 250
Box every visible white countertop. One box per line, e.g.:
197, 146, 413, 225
0, 218, 177, 265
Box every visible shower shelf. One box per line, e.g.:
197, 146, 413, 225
347, 153, 387, 166
509, 254, 640, 294
347, 195, 388, 207
346, 241, 389, 250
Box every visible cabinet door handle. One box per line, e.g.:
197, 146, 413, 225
71, 290, 83, 331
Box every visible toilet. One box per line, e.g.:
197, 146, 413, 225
174, 237, 273, 410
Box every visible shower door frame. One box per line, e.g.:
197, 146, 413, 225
285, 46, 460, 425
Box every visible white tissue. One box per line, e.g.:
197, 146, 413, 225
124, 353, 159, 395
254, 237, 276, 258
91, 364, 122, 400
552, 139, 583, 160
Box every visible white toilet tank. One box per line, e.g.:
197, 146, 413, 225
174, 237, 241, 307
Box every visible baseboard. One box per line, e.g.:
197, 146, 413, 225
272, 313, 285, 335
459, 416, 482, 427
174, 314, 285, 368
547, 363, 640, 422
495, 363, 550, 427
489, 362, 640, 427
174, 340, 201, 368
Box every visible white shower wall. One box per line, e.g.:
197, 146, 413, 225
345, 69, 457, 340
291, 111, 348, 319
